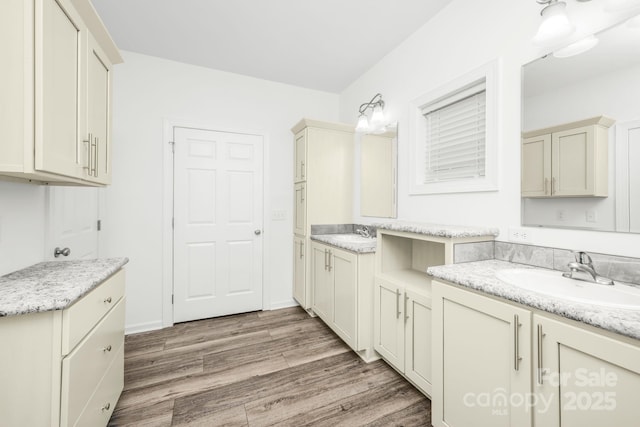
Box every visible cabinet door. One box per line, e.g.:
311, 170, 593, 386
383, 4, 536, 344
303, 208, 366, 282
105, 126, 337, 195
534, 315, 640, 427
294, 182, 306, 236
432, 281, 532, 427
374, 279, 405, 371
552, 125, 595, 196
405, 289, 432, 395
332, 248, 357, 349
84, 33, 112, 184
294, 130, 306, 183
36, 0, 84, 178
311, 243, 332, 323
522, 134, 551, 197
293, 236, 306, 306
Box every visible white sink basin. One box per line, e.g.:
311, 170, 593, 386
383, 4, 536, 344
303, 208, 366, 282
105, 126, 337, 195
496, 268, 640, 310
329, 234, 375, 243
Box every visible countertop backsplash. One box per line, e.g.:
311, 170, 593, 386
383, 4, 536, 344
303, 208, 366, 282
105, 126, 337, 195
454, 241, 640, 286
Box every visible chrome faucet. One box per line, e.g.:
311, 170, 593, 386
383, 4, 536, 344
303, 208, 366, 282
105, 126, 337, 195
355, 226, 371, 238
562, 251, 614, 286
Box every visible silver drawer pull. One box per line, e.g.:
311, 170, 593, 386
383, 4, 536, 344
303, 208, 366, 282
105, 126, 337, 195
103, 345, 112, 352
104, 297, 112, 304
101, 402, 111, 411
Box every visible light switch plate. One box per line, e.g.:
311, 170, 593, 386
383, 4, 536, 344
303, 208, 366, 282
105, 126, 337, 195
271, 210, 287, 221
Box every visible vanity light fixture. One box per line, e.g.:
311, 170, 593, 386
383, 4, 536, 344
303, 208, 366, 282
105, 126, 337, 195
533, 0, 576, 46
553, 34, 599, 57
356, 93, 386, 133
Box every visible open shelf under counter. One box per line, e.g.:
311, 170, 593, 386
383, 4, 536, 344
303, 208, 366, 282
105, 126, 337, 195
377, 269, 432, 292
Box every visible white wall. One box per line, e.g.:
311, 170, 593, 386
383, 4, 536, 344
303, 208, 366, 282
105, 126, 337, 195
104, 51, 340, 332
339, 0, 640, 259
0, 181, 46, 276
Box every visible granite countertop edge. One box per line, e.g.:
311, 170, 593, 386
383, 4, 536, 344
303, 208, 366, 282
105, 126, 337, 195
310, 234, 377, 254
373, 221, 499, 238
427, 259, 640, 341
0, 257, 129, 317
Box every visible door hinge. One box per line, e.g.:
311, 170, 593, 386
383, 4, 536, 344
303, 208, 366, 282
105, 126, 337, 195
97, 219, 102, 231
171, 294, 174, 304
172, 217, 175, 229
169, 141, 175, 153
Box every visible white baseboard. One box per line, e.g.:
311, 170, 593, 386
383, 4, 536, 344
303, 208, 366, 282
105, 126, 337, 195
125, 320, 164, 335
268, 299, 299, 310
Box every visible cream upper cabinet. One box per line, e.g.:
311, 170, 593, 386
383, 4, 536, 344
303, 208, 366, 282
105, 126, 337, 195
84, 32, 113, 184
522, 116, 613, 198
534, 314, 640, 427
290, 119, 354, 311
294, 130, 306, 183
0, 0, 122, 186
432, 280, 533, 427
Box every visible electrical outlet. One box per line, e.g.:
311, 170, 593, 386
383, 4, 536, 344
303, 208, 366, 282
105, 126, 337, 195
557, 210, 566, 221
271, 210, 287, 221
586, 210, 597, 223
508, 227, 532, 243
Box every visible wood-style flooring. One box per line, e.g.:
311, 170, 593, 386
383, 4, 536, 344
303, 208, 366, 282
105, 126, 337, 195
108, 306, 431, 426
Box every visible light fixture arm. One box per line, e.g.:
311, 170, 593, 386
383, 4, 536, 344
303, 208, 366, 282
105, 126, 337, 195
358, 93, 385, 116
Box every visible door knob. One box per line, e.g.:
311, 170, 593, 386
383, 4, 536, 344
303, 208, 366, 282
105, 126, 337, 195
54, 247, 71, 258
254, 230, 262, 235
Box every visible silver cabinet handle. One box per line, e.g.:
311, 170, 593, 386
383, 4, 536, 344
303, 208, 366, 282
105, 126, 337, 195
101, 402, 111, 411
404, 293, 409, 322
552, 177, 557, 195
301, 161, 305, 179
514, 315, 522, 371
324, 249, 328, 271
54, 247, 71, 257
537, 324, 545, 384
327, 250, 332, 272
90, 138, 97, 177
396, 289, 401, 318
299, 242, 303, 259
95, 137, 99, 177
103, 345, 112, 352
301, 187, 305, 203
83, 133, 92, 173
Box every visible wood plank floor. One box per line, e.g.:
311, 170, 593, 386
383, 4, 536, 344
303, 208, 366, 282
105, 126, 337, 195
108, 306, 431, 426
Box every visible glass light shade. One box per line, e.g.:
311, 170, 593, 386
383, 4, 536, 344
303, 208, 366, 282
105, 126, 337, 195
533, 2, 575, 46
356, 114, 369, 132
553, 35, 599, 58
370, 105, 385, 127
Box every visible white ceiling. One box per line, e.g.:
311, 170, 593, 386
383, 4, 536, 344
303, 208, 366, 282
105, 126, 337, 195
91, 0, 453, 93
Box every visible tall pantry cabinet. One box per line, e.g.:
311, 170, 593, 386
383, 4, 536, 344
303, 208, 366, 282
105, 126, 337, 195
292, 119, 354, 311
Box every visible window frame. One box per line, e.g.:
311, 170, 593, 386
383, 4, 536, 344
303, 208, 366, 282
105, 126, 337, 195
409, 60, 500, 195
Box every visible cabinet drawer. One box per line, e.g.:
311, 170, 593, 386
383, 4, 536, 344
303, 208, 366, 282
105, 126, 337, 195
62, 269, 125, 355
61, 297, 125, 427
74, 343, 124, 427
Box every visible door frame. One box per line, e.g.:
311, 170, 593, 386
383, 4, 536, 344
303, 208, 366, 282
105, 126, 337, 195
162, 118, 270, 328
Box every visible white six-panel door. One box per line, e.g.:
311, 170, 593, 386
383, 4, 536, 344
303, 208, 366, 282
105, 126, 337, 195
173, 127, 263, 323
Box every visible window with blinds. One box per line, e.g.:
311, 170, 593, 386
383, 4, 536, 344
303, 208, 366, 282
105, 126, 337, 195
422, 83, 486, 184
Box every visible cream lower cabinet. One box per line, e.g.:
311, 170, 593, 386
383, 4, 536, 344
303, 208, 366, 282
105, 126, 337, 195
310, 241, 375, 359
432, 280, 532, 427
534, 314, 640, 427
0, 270, 126, 427
293, 236, 306, 306
374, 279, 433, 395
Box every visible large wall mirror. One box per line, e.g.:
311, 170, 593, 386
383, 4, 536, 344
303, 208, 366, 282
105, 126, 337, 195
521, 13, 640, 233
360, 124, 398, 218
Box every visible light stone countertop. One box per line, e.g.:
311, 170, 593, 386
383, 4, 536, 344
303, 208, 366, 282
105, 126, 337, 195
310, 234, 377, 254
374, 221, 500, 238
0, 258, 129, 317
427, 260, 640, 341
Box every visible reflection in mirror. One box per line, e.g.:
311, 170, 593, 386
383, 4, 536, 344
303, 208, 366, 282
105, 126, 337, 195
521, 13, 640, 233
360, 123, 398, 218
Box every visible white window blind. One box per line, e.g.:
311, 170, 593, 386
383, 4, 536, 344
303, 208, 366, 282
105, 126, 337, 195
422, 83, 486, 184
